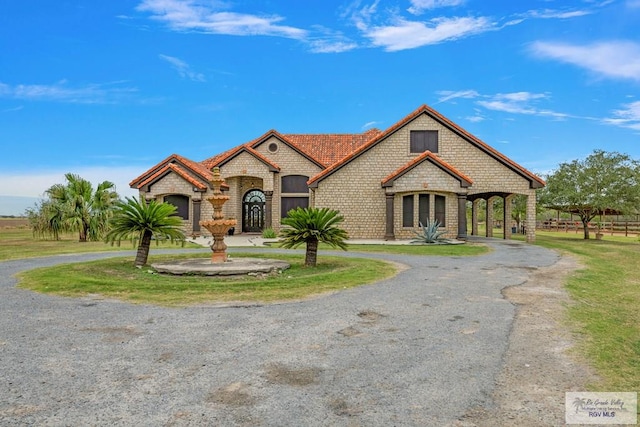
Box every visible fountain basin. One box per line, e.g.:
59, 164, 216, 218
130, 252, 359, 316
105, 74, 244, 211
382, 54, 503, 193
200, 219, 237, 235
151, 257, 290, 276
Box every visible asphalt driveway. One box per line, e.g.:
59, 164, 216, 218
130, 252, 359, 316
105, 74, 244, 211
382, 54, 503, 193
0, 238, 558, 426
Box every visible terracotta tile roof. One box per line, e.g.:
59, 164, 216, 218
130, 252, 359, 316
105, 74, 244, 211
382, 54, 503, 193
282, 128, 382, 167
381, 151, 473, 188
309, 105, 545, 188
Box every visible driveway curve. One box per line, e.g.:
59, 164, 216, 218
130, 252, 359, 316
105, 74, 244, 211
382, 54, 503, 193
0, 238, 558, 426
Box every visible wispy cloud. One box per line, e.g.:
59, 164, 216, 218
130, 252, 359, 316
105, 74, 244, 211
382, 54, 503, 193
0, 80, 137, 104
2, 105, 24, 113
363, 16, 495, 51
603, 101, 640, 130
435, 89, 480, 104
307, 26, 358, 53
437, 89, 574, 120
530, 40, 640, 82
407, 0, 465, 15
159, 54, 206, 82
477, 92, 572, 119
136, 0, 307, 39
521, 8, 592, 19
361, 120, 380, 130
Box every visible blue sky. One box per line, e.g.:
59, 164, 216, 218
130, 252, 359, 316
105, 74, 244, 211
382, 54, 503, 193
1, 0, 639, 215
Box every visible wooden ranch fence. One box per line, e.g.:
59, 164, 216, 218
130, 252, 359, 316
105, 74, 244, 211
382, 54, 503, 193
538, 220, 640, 237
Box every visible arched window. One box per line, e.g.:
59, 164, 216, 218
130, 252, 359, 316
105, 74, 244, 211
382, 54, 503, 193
164, 195, 189, 220
243, 190, 265, 232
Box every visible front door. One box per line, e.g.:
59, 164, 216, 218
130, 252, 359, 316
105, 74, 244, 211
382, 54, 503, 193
243, 189, 265, 232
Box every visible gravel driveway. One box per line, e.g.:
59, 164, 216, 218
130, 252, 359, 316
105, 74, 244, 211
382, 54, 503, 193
0, 239, 559, 426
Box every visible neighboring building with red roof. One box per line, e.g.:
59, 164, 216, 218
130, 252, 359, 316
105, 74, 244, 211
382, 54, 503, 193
130, 105, 544, 242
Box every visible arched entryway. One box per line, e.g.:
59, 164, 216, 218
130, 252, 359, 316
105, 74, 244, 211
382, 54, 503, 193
243, 189, 265, 232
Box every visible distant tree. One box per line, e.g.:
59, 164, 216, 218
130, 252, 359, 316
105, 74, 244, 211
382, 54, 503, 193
105, 197, 185, 267
26, 199, 67, 240
538, 150, 640, 239
46, 173, 119, 242
279, 207, 348, 267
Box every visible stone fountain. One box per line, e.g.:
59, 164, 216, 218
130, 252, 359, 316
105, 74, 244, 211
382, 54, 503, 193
151, 167, 289, 276
200, 167, 236, 263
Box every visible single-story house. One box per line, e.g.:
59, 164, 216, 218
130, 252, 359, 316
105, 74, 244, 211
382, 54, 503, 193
130, 105, 545, 242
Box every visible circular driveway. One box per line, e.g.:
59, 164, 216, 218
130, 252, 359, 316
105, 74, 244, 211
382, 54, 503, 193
0, 239, 558, 426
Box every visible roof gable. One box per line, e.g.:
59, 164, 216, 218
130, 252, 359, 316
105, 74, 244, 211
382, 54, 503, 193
201, 134, 282, 172
308, 105, 545, 189
381, 151, 473, 188
130, 154, 213, 190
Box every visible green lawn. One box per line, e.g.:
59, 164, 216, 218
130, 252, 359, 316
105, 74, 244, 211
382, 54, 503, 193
17, 252, 396, 306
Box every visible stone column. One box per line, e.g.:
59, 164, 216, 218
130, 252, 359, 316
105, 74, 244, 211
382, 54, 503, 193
471, 199, 479, 236
264, 191, 273, 229
526, 192, 536, 243
486, 196, 496, 238
385, 193, 395, 241
457, 193, 468, 240
504, 194, 513, 240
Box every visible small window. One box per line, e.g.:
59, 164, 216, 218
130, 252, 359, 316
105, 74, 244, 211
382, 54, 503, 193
164, 195, 189, 220
435, 195, 446, 225
281, 197, 309, 218
410, 130, 438, 153
402, 195, 414, 227
282, 175, 309, 193
268, 142, 279, 153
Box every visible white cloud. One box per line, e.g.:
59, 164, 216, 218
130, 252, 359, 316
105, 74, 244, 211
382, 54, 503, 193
530, 40, 640, 81
0, 80, 137, 104
0, 166, 144, 199
407, 0, 464, 15
159, 54, 206, 81
603, 101, 640, 130
627, 0, 640, 8
436, 89, 480, 103
2, 105, 23, 112
364, 16, 494, 51
522, 8, 592, 19
473, 91, 571, 119
137, 0, 307, 39
361, 120, 380, 130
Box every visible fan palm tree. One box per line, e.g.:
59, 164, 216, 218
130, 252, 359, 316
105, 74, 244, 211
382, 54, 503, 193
279, 207, 348, 267
105, 197, 185, 267
46, 173, 118, 242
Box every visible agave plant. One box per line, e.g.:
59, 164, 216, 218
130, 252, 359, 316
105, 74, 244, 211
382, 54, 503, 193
411, 219, 449, 244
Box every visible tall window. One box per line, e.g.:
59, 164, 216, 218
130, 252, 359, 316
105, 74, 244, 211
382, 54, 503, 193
410, 130, 438, 153
418, 194, 430, 226
435, 195, 446, 225
402, 195, 414, 227
281, 175, 309, 218
164, 195, 189, 220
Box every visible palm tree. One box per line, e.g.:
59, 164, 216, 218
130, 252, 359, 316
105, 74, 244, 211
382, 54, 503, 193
46, 173, 118, 242
279, 207, 348, 267
105, 197, 185, 267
